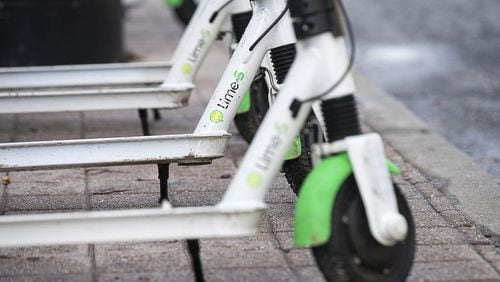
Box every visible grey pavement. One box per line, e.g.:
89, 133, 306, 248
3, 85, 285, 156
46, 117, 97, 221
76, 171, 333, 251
0, 0, 499, 281
345, 0, 500, 179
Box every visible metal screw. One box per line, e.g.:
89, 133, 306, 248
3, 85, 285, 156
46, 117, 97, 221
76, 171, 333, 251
342, 215, 349, 224
2, 175, 10, 185
353, 256, 361, 265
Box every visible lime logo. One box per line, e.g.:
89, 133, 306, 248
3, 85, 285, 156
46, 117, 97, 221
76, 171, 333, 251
247, 172, 262, 188
201, 29, 211, 38
233, 71, 245, 81
275, 122, 288, 134
210, 110, 224, 123
181, 64, 192, 74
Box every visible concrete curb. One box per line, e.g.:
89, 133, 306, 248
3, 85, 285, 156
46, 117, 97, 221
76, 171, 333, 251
354, 73, 500, 242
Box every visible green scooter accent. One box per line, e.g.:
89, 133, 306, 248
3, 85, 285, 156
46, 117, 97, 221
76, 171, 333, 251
165, 0, 184, 8
294, 153, 401, 247
285, 136, 302, 160
236, 89, 301, 159
237, 89, 251, 114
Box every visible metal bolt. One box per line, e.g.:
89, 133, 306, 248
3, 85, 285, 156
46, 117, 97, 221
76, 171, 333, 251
353, 256, 361, 265
342, 215, 349, 224
2, 175, 10, 185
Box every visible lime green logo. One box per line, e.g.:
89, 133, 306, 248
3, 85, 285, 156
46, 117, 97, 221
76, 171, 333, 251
247, 172, 262, 188
275, 122, 288, 134
181, 64, 193, 75
201, 29, 211, 38
233, 71, 245, 81
210, 110, 224, 123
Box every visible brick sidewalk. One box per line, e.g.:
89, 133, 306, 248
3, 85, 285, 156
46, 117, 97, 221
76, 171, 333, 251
0, 0, 499, 281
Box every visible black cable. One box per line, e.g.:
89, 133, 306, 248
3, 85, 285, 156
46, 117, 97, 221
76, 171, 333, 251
261, 67, 280, 93
248, 4, 289, 51
289, 0, 356, 117
209, 0, 235, 23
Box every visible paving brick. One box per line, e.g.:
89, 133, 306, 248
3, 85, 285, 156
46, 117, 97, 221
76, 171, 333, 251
474, 245, 500, 262
257, 213, 273, 233
427, 196, 457, 213
396, 182, 425, 200
413, 211, 451, 228
5, 194, 87, 211
204, 267, 295, 282
201, 233, 279, 252
295, 267, 326, 282
86, 165, 158, 181
265, 187, 296, 204
6, 170, 85, 196
201, 242, 288, 269
416, 227, 466, 245
412, 182, 444, 199
407, 261, 500, 281
459, 226, 493, 245
94, 241, 191, 273
285, 249, 317, 267
169, 191, 223, 207
0, 274, 93, 282
414, 245, 483, 262
0, 245, 88, 257
168, 178, 231, 192
274, 232, 295, 252
440, 209, 474, 227
87, 175, 158, 195
408, 198, 436, 213
0, 255, 92, 276
271, 175, 293, 190
14, 113, 82, 141
90, 193, 159, 210
267, 204, 296, 232
169, 159, 236, 179
98, 271, 194, 282
4, 209, 86, 215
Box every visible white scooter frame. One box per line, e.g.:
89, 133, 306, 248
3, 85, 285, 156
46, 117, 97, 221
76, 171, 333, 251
0, 0, 407, 249
0, 0, 251, 113
0, 0, 292, 171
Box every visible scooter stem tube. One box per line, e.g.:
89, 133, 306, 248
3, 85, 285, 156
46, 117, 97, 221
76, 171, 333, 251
163, 0, 250, 85
194, 0, 288, 133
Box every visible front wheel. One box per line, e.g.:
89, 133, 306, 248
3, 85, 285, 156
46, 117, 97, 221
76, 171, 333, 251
313, 176, 415, 282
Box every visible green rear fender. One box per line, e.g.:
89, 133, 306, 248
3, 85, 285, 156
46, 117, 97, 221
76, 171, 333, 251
294, 153, 352, 247
294, 154, 401, 247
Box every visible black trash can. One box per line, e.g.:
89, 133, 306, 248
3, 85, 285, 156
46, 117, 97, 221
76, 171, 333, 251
0, 0, 124, 66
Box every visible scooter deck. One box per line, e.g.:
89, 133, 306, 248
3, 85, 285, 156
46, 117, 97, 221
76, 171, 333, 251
0, 83, 193, 114
0, 202, 265, 247
0, 61, 170, 89
0, 132, 230, 171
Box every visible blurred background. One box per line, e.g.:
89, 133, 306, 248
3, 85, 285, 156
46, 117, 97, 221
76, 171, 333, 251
0, 0, 498, 178
345, 0, 500, 179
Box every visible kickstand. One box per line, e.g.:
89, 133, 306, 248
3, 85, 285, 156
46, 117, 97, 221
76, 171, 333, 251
153, 109, 162, 120
158, 163, 170, 202
138, 109, 150, 136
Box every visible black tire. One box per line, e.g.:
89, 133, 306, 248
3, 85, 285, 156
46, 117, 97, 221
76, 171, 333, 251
313, 176, 415, 282
233, 76, 269, 143
173, 0, 196, 26
282, 118, 318, 194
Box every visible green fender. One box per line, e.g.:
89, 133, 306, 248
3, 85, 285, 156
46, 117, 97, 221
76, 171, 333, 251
294, 153, 401, 247
164, 0, 184, 8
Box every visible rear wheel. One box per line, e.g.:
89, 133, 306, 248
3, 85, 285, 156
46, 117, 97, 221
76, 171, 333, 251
313, 176, 415, 282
